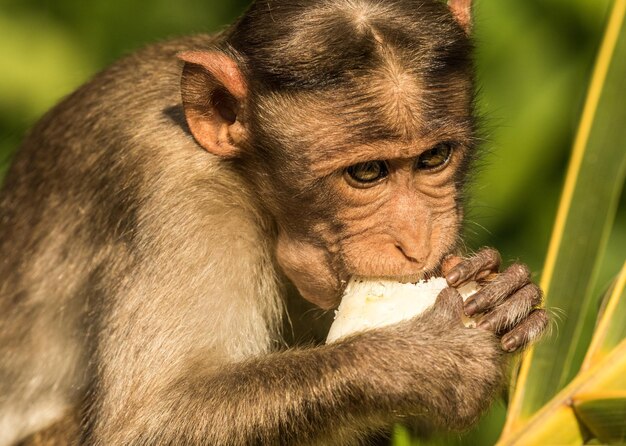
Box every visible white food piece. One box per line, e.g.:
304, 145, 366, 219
326, 277, 479, 343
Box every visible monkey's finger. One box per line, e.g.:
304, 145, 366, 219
501, 309, 549, 352
476, 284, 543, 334
440, 254, 463, 276
433, 287, 464, 321
445, 247, 501, 287
463, 263, 531, 317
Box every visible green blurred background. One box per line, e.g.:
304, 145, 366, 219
1, 0, 623, 277
0, 0, 624, 443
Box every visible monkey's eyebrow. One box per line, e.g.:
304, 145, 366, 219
310, 137, 468, 176
308, 136, 464, 176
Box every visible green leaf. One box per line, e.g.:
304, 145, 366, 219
503, 405, 585, 446
582, 262, 626, 369
502, 0, 626, 435
574, 396, 626, 443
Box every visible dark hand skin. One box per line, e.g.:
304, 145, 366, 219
444, 247, 549, 352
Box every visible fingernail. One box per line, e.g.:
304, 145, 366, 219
464, 299, 478, 316
446, 269, 460, 285
502, 337, 518, 352
476, 270, 490, 280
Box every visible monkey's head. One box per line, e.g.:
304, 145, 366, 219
180, 0, 475, 309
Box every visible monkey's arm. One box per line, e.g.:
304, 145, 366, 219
90, 291, 502, 445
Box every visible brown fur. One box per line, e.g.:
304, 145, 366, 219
16, 412, 80, 446
0, 1, 547, 444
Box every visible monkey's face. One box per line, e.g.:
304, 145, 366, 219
179, 7, 474, 309
331, 142, 464, 279
249, 86, 473, 309
271, 138, 468, 309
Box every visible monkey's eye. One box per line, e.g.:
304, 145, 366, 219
415, 143, 453, 171
344, 161, 389, 187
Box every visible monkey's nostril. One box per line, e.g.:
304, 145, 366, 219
395, 244, 422, 265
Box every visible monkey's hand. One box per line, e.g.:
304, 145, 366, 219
443, 247, 549, 352
358, 287, 505, 430
356, 249, 548, 430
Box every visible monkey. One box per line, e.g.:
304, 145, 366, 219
0, 0, 549, 444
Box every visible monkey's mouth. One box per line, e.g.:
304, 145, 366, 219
346, 271, 435, 286
346, 262, 445, 286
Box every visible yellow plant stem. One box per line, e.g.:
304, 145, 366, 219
498, 340, 626, 445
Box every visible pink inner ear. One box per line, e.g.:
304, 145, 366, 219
178, 51, 247, 158
178, 51, 247, 100
448, 0, 472, 32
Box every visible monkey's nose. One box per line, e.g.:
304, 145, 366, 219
395, 244, 427, 268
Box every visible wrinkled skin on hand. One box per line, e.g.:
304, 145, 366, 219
357, 285, 505, 430
442, 247, 549, 352
362, 248, 549, 429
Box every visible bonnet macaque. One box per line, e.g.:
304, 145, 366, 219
0, 0, 547, 444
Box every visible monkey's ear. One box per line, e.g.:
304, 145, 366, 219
447, 0, 472, 34
178, 51, 248, 158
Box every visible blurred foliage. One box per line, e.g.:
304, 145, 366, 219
0, 0, 625, 444
499, 1, 626, 441
0, 0, 250, 168
503, 0, 626, 429
1, 0, 621, 270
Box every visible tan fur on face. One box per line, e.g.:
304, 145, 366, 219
258, 65, 472, 307
273, 137, 466, 308
261, 74, 472, 303
334, 158, 462, 278
360, 37, 428, 140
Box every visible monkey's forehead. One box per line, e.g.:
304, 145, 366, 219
251, 77, 474, 175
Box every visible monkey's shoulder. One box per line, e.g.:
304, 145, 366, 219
13, 34, 223, 172
27, 34, 219, 140
3, 32, 236, 231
